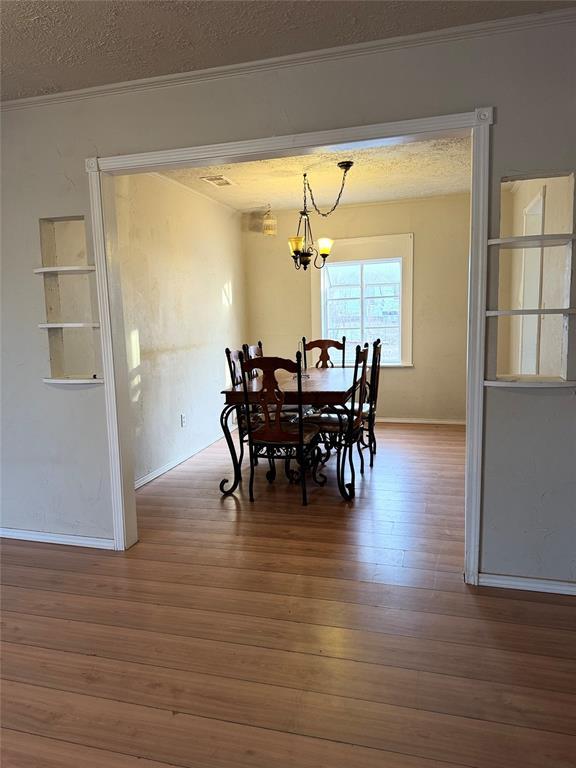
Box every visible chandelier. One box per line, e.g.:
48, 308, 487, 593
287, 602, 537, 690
288, 160, 353, 270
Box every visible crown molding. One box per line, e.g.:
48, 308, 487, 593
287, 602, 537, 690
2, 9, 575, 112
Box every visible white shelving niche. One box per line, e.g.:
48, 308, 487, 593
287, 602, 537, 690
488, 174, 576, 389
36, 216, 103, 385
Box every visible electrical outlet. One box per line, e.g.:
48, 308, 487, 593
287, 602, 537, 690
180, 413, 187, 428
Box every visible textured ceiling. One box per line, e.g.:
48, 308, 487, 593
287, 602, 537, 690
161, 135, 471, 211
1, 1, 574, 100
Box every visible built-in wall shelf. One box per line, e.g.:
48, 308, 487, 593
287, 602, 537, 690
484, 378, 576, 388
37, 216, 103, 382
34, 265, 96, 275
486, 308, 576, 317
38, 322, 101, 329
43, 377, 104, 385
488, 233, 575, 248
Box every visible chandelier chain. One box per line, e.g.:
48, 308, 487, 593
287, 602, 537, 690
304, 165, 351, 218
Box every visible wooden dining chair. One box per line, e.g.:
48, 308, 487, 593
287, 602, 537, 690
239, 351, 321, 506
302, 336, 346, 369
305, 343, 368, 499
363, 338, 382, 467
224, 347, 243, 387
242, 340, 263, 380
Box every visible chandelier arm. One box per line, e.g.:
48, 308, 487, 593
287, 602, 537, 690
305, 166, 350, 218
313, 251, 326, 269
307, 214, 314, 247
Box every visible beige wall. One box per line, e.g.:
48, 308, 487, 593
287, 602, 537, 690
243, 193, 470, 421
109, 174, 246, 483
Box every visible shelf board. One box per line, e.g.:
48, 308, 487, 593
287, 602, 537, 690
38, 322, 100, 329
485, 377, 576, 388
486, 308, 576, 317
43, 377, 104, 385
488, 233, 575, 248
34, 266, 96, 275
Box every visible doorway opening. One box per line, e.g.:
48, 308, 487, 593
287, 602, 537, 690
88, 110, 491, 585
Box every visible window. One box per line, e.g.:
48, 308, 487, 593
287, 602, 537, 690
320, 235, 413, 366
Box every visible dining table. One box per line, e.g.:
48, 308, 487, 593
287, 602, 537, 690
219, 367, 357, 497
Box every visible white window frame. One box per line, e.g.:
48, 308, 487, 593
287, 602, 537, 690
320, 234, 413, 367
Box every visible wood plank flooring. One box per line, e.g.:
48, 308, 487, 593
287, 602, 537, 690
2, 425, 575, 767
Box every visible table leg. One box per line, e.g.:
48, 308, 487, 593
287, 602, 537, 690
330, 407, 355, 502
219, 404, 243, 495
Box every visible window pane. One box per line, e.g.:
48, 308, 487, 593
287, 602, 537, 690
328, 285, 361, 300
327, 299, 361, 330
364, 260, 401, 284
364, 297, 400, 327
326, 264, 361, 287
364, 284, 399, 298
378, 327, 402, 363
327, 327, 361, 339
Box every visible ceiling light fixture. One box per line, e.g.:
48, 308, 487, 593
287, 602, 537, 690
288, 160, 353, 271
262, 205, 277, 236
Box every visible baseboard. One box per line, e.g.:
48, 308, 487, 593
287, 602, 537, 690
0, 528, 115, 550
478, 573, 576, 596
134, 451, 199, 489
134, 435, 228, 489
376, 417, 466, 425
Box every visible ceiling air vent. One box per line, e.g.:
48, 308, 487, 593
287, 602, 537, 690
199, 175, 234, 187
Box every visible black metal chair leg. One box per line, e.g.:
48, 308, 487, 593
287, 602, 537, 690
356, 437, 365, 475
336, 443, 353, 501
235, 407, 245, 466
266, 451, 276, 483
311, 446, 327, 486
346, 440, 356, 499
248, 447, 256, 502
369, 418, 377, 468
336, 446, 345, 497
298, 448, 308, 506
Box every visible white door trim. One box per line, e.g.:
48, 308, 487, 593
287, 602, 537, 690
86, 163, 131, 551
464, 118, 491, 584
96, 111, 488, 174
87, 108, 492, 576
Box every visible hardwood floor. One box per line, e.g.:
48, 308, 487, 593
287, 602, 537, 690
2, 425, 575, 767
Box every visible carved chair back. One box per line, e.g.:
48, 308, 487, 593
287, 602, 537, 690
367, 339, 382, 410
349, 344, 369, 431
224, 347, 243, 387
302, 336, 346, 369
240, 353, 304, 444
242, 340, 264, 381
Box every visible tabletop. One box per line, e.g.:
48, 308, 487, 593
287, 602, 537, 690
222, 367, 356, 406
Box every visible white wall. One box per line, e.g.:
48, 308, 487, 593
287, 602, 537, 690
2, 15, 575, 583
108, 173, 245, 484
243, 194, 470, 421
